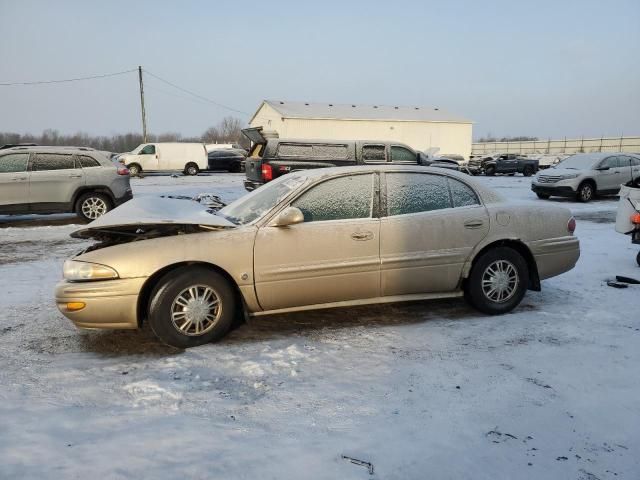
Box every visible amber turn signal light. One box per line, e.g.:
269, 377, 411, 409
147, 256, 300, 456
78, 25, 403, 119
631, 213, 640, 225
66, 302, 86, 312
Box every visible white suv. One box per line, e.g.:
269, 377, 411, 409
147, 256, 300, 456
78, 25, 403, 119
532, 153, 640, 202
0, 146, 133, 221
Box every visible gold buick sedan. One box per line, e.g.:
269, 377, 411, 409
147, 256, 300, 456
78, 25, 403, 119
56, 166, 580, 348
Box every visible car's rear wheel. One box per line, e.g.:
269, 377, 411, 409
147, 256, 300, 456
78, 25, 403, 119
577, 181, 595, 202
523, 166, 534, 177
485, 166, 496, 176
636, 251, 640, 267
228, 162, 241, 173
184, 163, 199, 176
127, 163, 142, 177
148, 267, 235, 348
536, 192, 550, 199
76, 192, 111, 222
465, 247, 529, 315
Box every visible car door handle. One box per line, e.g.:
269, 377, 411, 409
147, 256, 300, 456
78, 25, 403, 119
11, 176, 27, 181
351, 231, 374, 241
68, 174, 82, 178
464, 219, 485, 229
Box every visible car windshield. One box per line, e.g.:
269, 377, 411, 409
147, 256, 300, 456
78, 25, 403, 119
218, 174, 306, 225
555, 154, 601, 170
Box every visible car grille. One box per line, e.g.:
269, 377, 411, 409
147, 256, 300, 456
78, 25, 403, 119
537, 175, 563, 183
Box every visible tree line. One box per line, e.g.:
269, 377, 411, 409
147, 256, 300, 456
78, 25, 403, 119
0, 116, 248, 153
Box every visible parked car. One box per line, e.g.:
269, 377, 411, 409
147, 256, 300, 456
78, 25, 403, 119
56, 165, 579, 348
119, 142, 208, 177
207, 148, 246, 172
242, 127, 420, 191
0, 146, 132, 221
468, 153, 539, 176
532, 153, 640, 202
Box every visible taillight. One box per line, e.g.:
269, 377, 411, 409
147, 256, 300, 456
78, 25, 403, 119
567, 216, 576, 234
631, 213, 640, 225
117, 166, 130, 176
261, 164, 273, 182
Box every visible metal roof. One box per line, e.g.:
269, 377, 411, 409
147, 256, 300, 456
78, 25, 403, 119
252, 100, 472, 124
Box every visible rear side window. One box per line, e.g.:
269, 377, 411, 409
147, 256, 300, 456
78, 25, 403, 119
32, 154, 76, 171
277, 144, 312, 157
277, 143, 348, 160
362, 145, 386, 163
390, 146, 417, 163
292, 174, 374, 222
78, 155, 100, 168
386, 173, 451, 216
630, 157, 640, 166
448, 178, 480, 207
0, 153, 29, 173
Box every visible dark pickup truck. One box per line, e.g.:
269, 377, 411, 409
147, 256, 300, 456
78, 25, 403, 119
242, 127, 420, 191
468, 153, 539, 176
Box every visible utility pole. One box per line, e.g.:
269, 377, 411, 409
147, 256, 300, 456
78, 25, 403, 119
138, 66, 147, 143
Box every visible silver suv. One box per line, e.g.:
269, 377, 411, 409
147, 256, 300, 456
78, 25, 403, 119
532, 152, 640, 202
0, 146, 133, 221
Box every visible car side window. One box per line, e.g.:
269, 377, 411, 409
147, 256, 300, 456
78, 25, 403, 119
390, 146, 417, 163
0, 153, 29, 173
448, 178, 480, 207
78, 155, 100, 168
362, 145, 386, 163
600, 156, 619, 169
386, 173, 451, 216
292, 174, 374, 222
277, 143, 313, 157
629, 157, 640, 167
140, 145, 156, 155
32, 154, 76, 171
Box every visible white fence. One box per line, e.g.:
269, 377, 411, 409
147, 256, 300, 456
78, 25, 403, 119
472, 136, 640, 156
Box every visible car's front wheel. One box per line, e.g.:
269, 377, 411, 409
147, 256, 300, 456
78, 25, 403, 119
148, 266, 236, 348
485, 166, 496, 176
577, 181, 595, 202
76, 192, 112, 222
465, 247, 529, 315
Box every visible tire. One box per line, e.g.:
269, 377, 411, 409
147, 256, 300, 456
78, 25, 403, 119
465, 247, 529, 315
536, 192, 551, 200
76, 192, 112, 222
148, 266, 236, 348
127, 163, 142, 177
636, 251, 640, 268
228, 162, 241, 173
184, 163, 199, 176
576, 181, 595, 203
523, 166, 534, 177
485, 166, 496, 176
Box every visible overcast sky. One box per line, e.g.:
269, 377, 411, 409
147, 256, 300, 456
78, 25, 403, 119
1, 0, 638, 140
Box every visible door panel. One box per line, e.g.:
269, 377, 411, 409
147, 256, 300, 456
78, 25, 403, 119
29, 153, 85, 207
254, 218, 381, 310
380, 206, 489, 295
0, 153, 30, 208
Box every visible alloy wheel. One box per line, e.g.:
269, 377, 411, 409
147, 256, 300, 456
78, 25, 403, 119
81, 197, 108, 220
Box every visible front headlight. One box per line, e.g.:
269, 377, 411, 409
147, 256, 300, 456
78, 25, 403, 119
561, 173, 579, 179
63, 260, 119, 282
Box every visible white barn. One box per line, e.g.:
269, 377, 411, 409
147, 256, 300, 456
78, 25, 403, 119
249, 100, 473, 158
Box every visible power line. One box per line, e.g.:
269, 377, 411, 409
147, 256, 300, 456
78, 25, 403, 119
0, 68, 137, 86
143, 69, 249, 116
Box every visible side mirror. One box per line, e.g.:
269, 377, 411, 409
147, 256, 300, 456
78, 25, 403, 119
273, 206, 304, 227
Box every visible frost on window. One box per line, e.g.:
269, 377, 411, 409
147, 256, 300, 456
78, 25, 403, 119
386, 173, 451, 216
362, 145, 386, 163
292, 174, 373, 222
0, 153, 29, 173
79, 155, 100, 168
448, 178, 480, 208
390, 146, 417, 163
277, 143, 313, 157
312, 144, 348, 160
32, 154, 76, 171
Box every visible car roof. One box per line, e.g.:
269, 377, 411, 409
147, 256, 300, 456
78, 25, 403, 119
0, 145, 97, 154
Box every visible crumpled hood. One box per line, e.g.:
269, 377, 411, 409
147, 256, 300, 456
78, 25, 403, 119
72, 196, 234, 239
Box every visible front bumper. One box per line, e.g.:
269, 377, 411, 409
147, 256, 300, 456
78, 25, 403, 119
55, 277, 146, 329
243, 179, 263, 192
531, 184, 576, 198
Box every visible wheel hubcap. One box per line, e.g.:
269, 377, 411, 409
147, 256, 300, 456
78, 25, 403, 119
82, 197, 108, 219
582, 186, 592, 200
481, 260, 519, 303
170, 285, 221, 336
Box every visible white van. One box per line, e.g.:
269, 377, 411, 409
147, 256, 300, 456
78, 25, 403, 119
120, 143, 208, 176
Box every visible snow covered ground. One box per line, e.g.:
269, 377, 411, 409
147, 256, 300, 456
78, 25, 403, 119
0, 173, 638, 479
